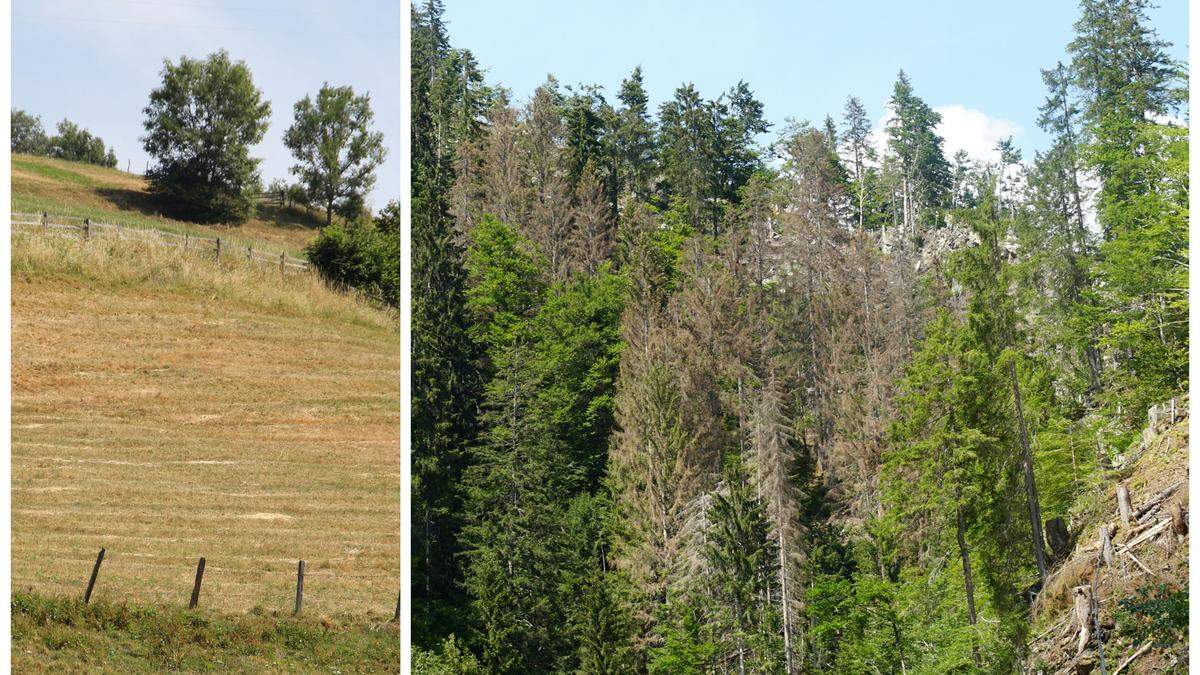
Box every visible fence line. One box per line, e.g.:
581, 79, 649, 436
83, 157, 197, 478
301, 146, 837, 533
16, 545, 401, 619
12, 211, 311, 272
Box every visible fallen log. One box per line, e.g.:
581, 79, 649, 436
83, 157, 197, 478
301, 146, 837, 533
1099, 526, 1114, 566
1122, 520, 1156, 541
1169, 503, 1187, 538
1134, 482, 1181, 522
1120, 517, 1172, 552
1121, 548, 1159, 578
1073, 585, 1091, 656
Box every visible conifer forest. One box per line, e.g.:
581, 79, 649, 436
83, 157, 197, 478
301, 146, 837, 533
412, 1, 1188, 672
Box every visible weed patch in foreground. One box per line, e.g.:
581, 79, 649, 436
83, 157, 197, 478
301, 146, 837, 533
12, 591, 400, 673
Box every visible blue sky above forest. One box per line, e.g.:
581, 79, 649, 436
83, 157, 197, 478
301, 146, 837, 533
442, 0, 1187, 164
12, 0, 402, 210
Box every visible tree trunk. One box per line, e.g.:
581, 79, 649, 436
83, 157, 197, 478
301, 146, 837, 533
778, 527, 794, 674
326, 200, 334, 229
1010, 359, 1049, 584
1117, 483, 1132, 527
955, 501, 982, 669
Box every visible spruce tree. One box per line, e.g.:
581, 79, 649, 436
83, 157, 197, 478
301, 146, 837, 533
885, 71, 950, 238
411, 0, 484, 645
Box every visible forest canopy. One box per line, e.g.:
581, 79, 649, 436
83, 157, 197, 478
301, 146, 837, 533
411, 0, 1188, 672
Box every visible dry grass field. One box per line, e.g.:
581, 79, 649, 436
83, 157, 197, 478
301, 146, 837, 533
12, 153, 325, 255
11, 221, 400, 618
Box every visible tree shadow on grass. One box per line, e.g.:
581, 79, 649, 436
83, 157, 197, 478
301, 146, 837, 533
254, 202, 325, 232
95, 187, 325, 232
95, 187, 172, 220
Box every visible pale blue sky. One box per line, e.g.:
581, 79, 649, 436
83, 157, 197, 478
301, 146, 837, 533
442, 0, 1187, 162
13, 0, 401, 210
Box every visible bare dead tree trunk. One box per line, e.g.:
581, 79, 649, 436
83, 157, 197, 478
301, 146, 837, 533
777, 524, 794, 674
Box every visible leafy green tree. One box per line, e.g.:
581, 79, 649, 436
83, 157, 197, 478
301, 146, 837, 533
563, 84, 612, 193
648, 591, 721, 674
11, 109, 47, 155
1067, 0, 1187, 420
460, 263, 624, 672
305, 202, 400, 307
284, 83, 387, 228
48, 119, 116, 167
1085, 120, 1187, 420
464, 216, 547, 360
141, 50, 271, 223
659, 82, 768, 236
703, 459, 784, 673
713, 82, 771, 206
886, 311, 996, 669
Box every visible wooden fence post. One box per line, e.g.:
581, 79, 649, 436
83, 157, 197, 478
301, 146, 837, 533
83, 548, 105, 604
215, 237, 222, 262
247, 245, 252, 263
41, 211, 48, 227
189, 557, 206, 609
280, 251, 286, 277
394, 585, 401, 622
294, 560, 305, 615
184, 233, 189, 251
83, 218, 91, 240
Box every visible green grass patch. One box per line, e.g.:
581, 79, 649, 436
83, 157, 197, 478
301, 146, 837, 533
12, 591, 400, 673
13, 157, 96, 187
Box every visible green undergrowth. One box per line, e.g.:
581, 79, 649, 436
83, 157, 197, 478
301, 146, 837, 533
12, 591, 400, 673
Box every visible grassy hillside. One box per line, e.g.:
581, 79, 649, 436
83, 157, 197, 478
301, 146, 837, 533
11, 150, 400, 642
12, 591, 400, 672
12, 153, 325, 256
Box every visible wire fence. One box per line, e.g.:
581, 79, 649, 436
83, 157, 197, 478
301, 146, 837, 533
16, 547, 401, 620
12, 211, 312, 273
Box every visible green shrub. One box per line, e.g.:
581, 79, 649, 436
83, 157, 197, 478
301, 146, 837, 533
1115, 583, 1188, 648
306, 202, 400, 308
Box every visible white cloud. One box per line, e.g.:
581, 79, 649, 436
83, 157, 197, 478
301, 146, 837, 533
933, 105, 1021, 163
865, 103, 1022, 165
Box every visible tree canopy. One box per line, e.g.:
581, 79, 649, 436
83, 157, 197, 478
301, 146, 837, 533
141, 50, 271, 223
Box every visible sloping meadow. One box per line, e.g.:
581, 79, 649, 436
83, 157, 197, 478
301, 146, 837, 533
11, 229, 400, 618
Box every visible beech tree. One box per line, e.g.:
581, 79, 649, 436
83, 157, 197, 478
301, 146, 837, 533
141, 50, 270, 223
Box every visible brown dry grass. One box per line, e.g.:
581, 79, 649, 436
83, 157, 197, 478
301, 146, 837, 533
12, 153, 326, 255
11, 230, 400, 618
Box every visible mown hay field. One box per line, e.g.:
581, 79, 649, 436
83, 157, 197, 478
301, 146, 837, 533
11, 229, 400, 618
